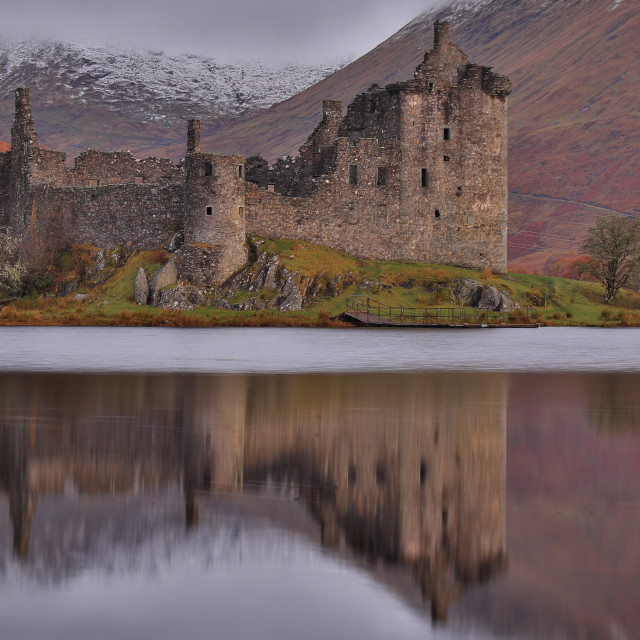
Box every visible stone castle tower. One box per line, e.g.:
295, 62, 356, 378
180, 119, 248, 285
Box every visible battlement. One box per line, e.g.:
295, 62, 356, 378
12, 87, 37, 146
433, 20, 450, 48
187, 119, 201, 154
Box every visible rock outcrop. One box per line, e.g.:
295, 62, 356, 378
149, 259, 178, 304
449, 279, 518, 311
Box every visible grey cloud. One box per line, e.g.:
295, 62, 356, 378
0, 0, 440, 63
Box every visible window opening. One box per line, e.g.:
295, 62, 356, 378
421, 168, 429, 188
420, 461, 427, 485
444, 127, 451, 141
238, 206, 244, 216
457, 186, 462, 196
237, 165, 244, 178
206, 206, 213, 216
377, 167, 387, 186
435, 209, 441, 218
349, 165, 358, 185
204, 162, 213, 176
444, 156, 450, 162
267, 183, 275, 192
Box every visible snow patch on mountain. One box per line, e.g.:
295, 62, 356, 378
0, 40, 345, 123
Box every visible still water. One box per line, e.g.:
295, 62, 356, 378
0, 328, 639, 639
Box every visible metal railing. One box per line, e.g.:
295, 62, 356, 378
345, 296, 538, 326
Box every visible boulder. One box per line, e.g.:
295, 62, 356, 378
157, 282, 204, 310
450, 279, 484, 306
476, 285, 519, 311
262, 256, 279, 289
477, 286, 502, 310
133, 268, 149, 305
149, 259, 178, 304
271, 273, 303, 311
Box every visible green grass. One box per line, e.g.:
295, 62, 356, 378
2, 240, 640, 327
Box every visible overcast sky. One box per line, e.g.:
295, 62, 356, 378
0, 0, 444, 64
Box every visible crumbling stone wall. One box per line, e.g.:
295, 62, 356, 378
30, 183, 183, 249
246, 21, 510, 273
0, 86, 186, 249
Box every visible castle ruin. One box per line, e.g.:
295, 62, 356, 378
0, 22, 511, 284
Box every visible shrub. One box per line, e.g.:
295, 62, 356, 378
526, 286, 545, 307
0, 230, 26, 297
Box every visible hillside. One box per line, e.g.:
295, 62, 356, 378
196, 0, 639, 273
1, 238, 639, 328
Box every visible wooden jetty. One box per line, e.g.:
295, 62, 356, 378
342, 297, 540, 328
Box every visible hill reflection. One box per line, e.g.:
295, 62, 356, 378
0, 372, 507, 621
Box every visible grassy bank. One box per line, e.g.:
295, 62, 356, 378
1, 239, 639, 327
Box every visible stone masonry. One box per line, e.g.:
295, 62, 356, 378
0, 22, 511, 284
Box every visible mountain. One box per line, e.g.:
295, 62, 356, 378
198, 0, 639, 273
0, 40, 343, 157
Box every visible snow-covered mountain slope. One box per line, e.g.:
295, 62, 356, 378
0, 40, 344, 149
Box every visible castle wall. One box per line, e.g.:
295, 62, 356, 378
0, 152, 10, 227
30, 182, 183, 249
29, 149, 184, 189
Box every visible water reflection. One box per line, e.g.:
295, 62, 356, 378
0, 372, 507, 623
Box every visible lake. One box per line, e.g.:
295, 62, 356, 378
0, 327, 638, 639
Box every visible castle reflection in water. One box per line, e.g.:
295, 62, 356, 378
0, 372, 507, 621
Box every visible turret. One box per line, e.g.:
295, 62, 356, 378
187, 119, 200, 154
9, 87, 38, 232
11, 88, 37, 148
180, 149, 248, 285
433, 21, 450, 49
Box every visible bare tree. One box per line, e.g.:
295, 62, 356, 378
580, 215, 640, 303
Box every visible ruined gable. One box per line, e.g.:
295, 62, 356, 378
246, 21, 511, 274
